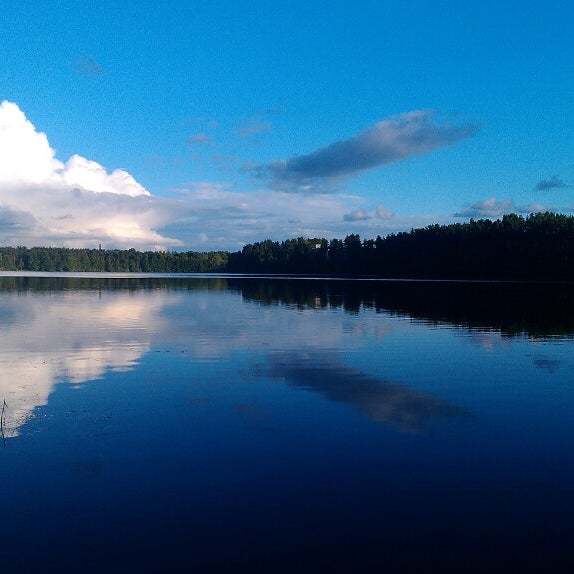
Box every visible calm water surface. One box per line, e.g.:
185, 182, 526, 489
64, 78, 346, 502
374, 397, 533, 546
0, 274, 573, 572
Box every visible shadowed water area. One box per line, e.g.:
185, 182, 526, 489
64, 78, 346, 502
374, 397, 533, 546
0, 273, 573, 572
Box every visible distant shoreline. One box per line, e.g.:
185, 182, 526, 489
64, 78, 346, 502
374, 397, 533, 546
2, 213, 574, 280
2, 270, 574, 287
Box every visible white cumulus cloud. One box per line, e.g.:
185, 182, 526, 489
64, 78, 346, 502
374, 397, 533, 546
62, 154, 149, 196
0, 100, 149, 196
0, 100, 175, 250
0, 100, 64, 184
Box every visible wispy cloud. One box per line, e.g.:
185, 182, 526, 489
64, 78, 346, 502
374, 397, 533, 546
343, 204, 395, 222
343, 208, 371, 222
375, 204, 395, 220
454, 197, 550, 219
73, 55, 104, 76
454, 197, 515, 218
255, 110, 476, 193
235, 117, 273, 138
517, 203, 548, 214
535, 175, 567, 191
186, 132, 212, 145
163, 182, 363, 249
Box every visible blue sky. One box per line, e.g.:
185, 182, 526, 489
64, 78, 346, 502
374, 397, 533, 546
0, 0, 572, 250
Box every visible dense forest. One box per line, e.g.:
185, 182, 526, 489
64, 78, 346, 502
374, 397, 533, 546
227, 212, 574, 280
0, 246, 228, 273
1, 212, 574, 279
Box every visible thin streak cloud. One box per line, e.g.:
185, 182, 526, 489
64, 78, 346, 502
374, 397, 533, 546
257, 110, 476, 193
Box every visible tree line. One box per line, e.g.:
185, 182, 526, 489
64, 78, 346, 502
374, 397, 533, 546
227, 212, 574, 280
1, 212, 574, 279
0, 246, 228, 273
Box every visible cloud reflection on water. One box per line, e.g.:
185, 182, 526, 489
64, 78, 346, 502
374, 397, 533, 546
0, 277, 472, 438
0, 289, 174, 436
269, 352, 468, 433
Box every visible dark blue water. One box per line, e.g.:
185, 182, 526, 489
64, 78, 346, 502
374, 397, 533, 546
0, 274, 573, 572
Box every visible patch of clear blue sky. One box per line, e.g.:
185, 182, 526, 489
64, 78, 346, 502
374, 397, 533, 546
1, 0, 573, 217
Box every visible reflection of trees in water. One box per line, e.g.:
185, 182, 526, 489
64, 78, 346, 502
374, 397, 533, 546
0, 275, 229, 293
232, 279, 574, 339
3, 274, 573, 338
270, 352, 468, 433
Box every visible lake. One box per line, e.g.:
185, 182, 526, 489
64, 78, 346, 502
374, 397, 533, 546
1, 273, 573, 572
